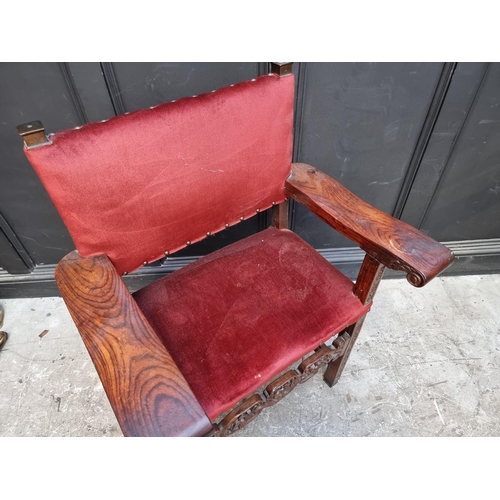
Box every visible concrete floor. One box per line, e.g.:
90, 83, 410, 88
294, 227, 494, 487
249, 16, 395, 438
0, 274, 499, 437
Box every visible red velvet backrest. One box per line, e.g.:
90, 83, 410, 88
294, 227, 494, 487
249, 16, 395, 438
24, 74, 295, 275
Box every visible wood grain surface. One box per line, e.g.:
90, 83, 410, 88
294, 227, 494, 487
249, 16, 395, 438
271, 199, 289, 229
55, 251, 212, 437
285, 163, 455, 287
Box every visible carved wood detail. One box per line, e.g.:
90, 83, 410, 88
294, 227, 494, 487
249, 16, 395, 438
213, 332, 350, 436
216, 395, 266, 437
298, 345, 337, 382
265, 370, 301, 406
285, 162, 455, 287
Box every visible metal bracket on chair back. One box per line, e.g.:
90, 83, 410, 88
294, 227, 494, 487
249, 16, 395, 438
16, 121, 51, 150
270, 62, 293, 76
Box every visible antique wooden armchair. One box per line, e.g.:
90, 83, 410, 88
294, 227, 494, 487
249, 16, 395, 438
17, 63, 454, 436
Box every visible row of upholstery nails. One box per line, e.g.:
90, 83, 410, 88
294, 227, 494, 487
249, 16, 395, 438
62, 74, 282, 276
69, 74, 276, 131
122, 198, 287, 275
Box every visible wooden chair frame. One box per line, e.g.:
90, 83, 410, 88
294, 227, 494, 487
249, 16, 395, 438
53, 162, 453, 437
19, 63, 454, 437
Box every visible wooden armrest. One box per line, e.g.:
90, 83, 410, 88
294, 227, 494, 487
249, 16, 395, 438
285, 163, 454, 287
55, 251, 212, 437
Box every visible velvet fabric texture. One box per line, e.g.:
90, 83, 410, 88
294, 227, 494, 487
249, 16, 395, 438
133, 228, 369, 420
24, 74, 295, 275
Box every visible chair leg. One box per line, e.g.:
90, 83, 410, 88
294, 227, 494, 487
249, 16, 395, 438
324, 316, 367, 387
324, 254, 385, 387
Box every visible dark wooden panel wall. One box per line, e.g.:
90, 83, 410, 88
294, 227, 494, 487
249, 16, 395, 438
419, 63, 500, 241
1, 62, 499, 297
291, 62, 443, 249
0, 63, 78, 268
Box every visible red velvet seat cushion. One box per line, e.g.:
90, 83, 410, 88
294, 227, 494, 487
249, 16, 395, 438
133, 228, 369, 420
